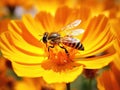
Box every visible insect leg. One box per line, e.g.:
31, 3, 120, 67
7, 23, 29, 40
48, 45, 54, 52
58, 45, 69, 56
47, 45, 54, 58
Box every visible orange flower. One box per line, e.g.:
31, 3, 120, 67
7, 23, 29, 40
0, 57, 16, 90
0, 0, 36, 19
97, 63, 120, 90
14, 77, 66, 90
0, 19, 10, 53
72, 0, 120, 18
0, 0, 34, 9
0, 6, 116, 83
0, 19, 10, 34
96, 12, 120, 90
0, 57, 7, 74
35, 0, 76, 15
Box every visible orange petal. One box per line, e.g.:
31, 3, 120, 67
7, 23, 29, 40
9, 20, 43, 48
79, 15, 115, 57
97, 68, 120, 90
35, 12, 54, 32
0, 19, 10, 34
54, 6, 72, 26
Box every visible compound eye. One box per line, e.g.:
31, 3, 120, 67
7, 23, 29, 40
43, 37, 47, 43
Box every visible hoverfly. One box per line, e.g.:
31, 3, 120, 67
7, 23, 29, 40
41, 19, 84, 56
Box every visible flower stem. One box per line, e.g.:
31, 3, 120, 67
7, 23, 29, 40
88, 79, 92, 90
66, 83, 70, 90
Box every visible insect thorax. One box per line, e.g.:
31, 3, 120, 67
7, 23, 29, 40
48, 32, 61, 45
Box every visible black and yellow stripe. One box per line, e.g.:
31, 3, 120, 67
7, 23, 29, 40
63, 42, 84, 51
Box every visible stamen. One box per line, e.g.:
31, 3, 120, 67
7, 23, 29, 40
41, 49, 80, 72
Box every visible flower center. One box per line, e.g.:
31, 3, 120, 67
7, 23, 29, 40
41, 47, 80, 72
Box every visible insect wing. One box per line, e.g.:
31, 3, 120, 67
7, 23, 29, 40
61, 19, 82, 31
61, 36, 80, 44
72, 19, 82, 27
66, 29, 85, 36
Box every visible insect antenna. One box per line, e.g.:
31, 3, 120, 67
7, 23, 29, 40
39, 34, 42, 36
39, 34, 43, 42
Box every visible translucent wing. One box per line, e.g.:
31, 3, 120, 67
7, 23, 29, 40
61, 19, 81, 31
61, 36, 80, 43
58, 19, 85, 36
66, 29, 85, 36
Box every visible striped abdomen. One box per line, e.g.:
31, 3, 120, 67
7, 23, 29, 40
62, 37, 84, 50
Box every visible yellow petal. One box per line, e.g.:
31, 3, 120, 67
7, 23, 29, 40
12, 61, 45, 77
35, 0, 58, 16
43, 65, 83, 84
9, 20, 44, 48
12, 61, 83, 84
0, 32, 47, 64
22, 14, 45, 40
76, 46, 116, 69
